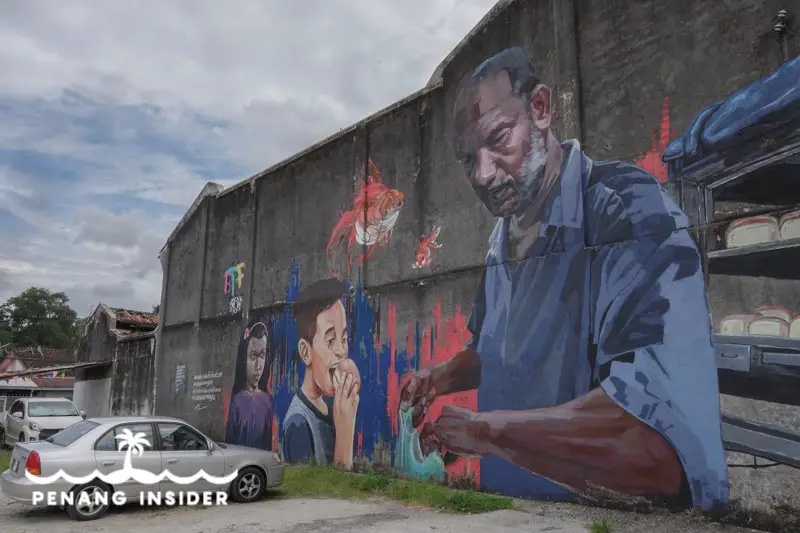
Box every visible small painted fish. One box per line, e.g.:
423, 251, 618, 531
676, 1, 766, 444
326, 159, 404, 278
412, 225, 442, 269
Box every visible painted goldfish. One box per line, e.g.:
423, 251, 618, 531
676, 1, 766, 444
412, 225, 442, 269
326, 159, 404, 278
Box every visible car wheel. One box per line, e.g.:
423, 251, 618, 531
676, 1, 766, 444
65, 481, 111, 521
0, 426, 5, 449
19, 432, 24, 443
230, 467, 266, 503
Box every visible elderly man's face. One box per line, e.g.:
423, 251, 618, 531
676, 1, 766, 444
454, 71, 548, 217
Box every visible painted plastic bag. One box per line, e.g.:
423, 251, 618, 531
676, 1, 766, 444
395, 406, 446, 482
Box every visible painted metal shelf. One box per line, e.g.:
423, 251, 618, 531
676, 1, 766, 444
722, 414, 800, 469
707, 238, 800, 278
714, 334, 800, 406
679, 135, 800, 189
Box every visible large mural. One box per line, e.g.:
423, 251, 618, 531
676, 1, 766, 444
220, 47, 800, 513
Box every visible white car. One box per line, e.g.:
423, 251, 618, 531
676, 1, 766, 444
1, 415, 284, 521
1, 398, 86, 447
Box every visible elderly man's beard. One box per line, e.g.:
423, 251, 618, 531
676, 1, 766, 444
482, 127, 547, 218
514, 127, 548, 214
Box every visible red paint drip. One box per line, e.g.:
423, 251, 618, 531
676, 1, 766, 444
386, 299, 479, 485
222, 387, 230, 424
272, 416, 279, 452
634, 97, 672, 183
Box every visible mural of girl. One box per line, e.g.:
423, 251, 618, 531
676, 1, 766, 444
225, 320, 273, 450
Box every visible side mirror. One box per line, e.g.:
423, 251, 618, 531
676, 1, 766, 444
80, 411, 86, 419
207, 439, 216, 453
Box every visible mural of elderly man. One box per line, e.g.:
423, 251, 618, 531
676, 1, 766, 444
226, 320, 274, 450
400, 47, 728, 510
282, 278, 361, 469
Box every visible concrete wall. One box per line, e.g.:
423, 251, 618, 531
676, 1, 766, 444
77, 309, 157, 417
155, 0, 800, 515
111, 336, 156, 416
73, 375, 112, 418
76, 308, 117, 364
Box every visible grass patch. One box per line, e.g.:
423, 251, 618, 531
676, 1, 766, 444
587, 519, 613, 533
0, 449, 9, 472
280, 465, 513, 514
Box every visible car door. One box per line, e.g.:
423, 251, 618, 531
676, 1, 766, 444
156, 422, 226, 495
94, 422, 164, 502
6, 400, 23, 443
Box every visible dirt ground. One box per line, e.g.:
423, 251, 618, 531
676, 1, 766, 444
1, 492, 769, 533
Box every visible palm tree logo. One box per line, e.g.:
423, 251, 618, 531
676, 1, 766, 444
25, 426, 239, 487
114, 428, 150, 473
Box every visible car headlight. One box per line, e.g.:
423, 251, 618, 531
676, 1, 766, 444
272, 452, 282, 464
29, 422, 41, 432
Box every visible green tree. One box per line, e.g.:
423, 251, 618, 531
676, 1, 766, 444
152, 304, 160, 315
0, 304, 12, 352
0, 287, 79, 349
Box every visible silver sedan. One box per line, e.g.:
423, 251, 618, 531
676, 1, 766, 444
1, 415, 284, 521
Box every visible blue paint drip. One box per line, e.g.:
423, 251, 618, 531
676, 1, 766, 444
270, 259, 301, 444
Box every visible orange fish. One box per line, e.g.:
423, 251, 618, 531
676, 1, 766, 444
412, 225, 442, 269
326, 159, 404, 278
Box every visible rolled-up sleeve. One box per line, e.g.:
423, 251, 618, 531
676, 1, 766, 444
590, 220, 729, 511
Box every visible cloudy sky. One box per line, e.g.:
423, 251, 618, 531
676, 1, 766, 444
0, 0, 496, 316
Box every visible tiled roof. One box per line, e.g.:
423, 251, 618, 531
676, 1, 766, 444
4, 347, 75, 367
109, 307, 159, 328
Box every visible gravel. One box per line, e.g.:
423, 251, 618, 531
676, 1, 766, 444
1, 491, 773, 533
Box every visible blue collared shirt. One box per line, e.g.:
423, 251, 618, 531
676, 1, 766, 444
468, 139, 729, 510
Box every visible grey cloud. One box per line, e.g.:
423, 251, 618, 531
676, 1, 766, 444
71, 206, 144, 248
125, 231, 166, 279
0, 269, 12, 293
65, 280, 137, 317
0, 0, 496, 313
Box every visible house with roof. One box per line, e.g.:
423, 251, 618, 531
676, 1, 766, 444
72, 304, 159, 418
0, 347, 77, 412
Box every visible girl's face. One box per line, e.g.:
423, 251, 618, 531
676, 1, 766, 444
245, 335, 267, 391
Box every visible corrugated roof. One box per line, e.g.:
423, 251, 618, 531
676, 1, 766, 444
32, 376, 76, 389
0, 360, 112, 379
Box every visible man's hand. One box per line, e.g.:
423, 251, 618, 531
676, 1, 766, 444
423, 405, 492, 458
332, 359, 360, 469
399, 366, 439, 428
399, 349, 481, 429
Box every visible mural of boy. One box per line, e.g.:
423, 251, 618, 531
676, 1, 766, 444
282, 278, 361, 469
225, 320, 274, 450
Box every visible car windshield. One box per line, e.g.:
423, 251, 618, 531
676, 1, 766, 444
45, 420, 99, 446
28, 401, 79, 417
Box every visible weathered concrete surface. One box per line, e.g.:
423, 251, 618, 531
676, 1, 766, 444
72, 374, 112, 417
0, 496, 763, 533
110, 335, 155, 416
154, 0, 800, 519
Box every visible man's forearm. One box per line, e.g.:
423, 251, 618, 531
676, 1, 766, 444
432, 348, 481, 396
482, 387, 683, 497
